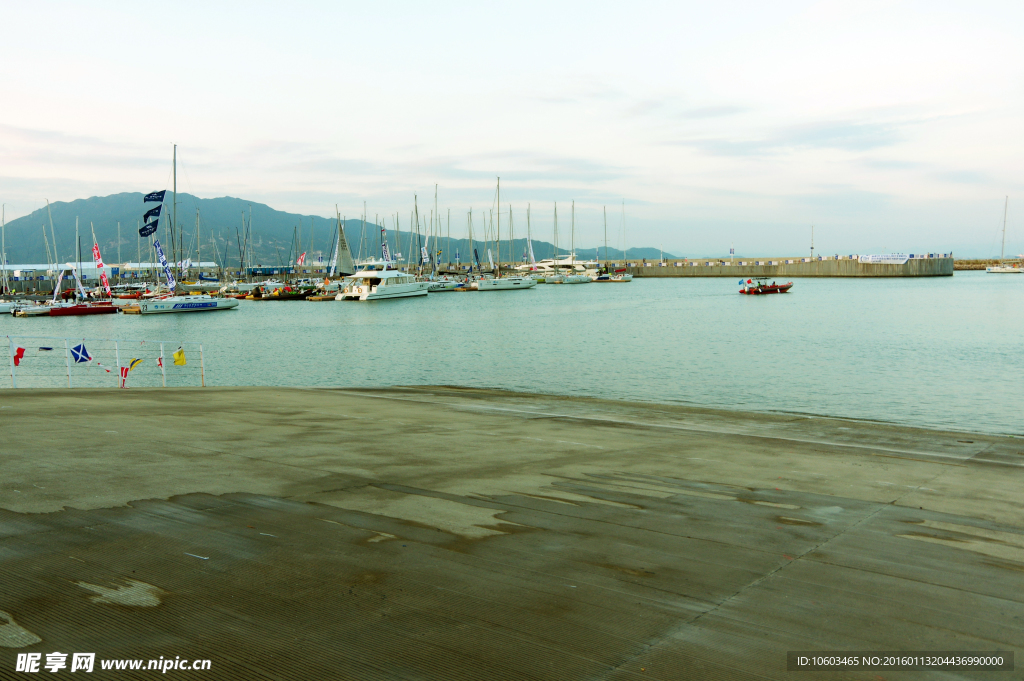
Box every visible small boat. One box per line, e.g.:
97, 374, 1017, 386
257, 286, 314, 301
593, 268, 633, 282
739, 277, 793, 295
136, 295, 240, 314
562, 274, 591, 284
14, 305, 53, 317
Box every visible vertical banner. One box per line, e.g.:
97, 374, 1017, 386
92, 242, 112, 295
153, 239, 176, 290
381, 225, 391, 262
420, 246, 430, 264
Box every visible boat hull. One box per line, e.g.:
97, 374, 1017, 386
49, 304, 118, 316
137, 297, 240, 314
476, 277, 537, 290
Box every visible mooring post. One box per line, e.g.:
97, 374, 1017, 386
64, 338, 71, 387
159, 342, 166, 387
8, 336, 16, 389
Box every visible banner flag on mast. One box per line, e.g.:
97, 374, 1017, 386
420, 246, 430, 264
296, 252, 306, 266
13, 346, 26, 366
143, 205, 162, 221
139, 221, 158, 237
381, 225, 391, 262
143, 190, 166, 203
153, 239, 176, 290
70, 344, 92, 363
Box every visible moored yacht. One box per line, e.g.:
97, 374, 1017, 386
336, 260, 429, 300
137, 295, 240, 314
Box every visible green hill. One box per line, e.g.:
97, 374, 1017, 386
1, 192, 671, 267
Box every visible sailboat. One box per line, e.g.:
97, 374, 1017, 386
987, 197, 1021, 273
476, 178, 536, 291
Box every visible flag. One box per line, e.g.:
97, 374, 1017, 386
128, 358, 143, 371
173, 347, 186, 366
38, 347, 53, 351
119, 366, 129, 389
746, 279, 752, 284
455, 248, 460, 265
13, 346, 26, 366
100, 271, 111, 295
143, 205, 161, 221
143, 190, 166, 203
153, 240, 176, 289
91, 243, 105, 269
296, 252, 306, 266
420, 246, 430, 264
738, 279, 744, 285
71, 344, 91, 363
157, 357, 163, 368
139, 221, 158, 237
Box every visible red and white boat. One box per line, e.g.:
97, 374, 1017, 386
739, 277, 793, 295
48, 303, 118, 316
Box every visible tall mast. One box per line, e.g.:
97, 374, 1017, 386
117, 222, 121, 276
1001, 196, 1008, 260
45, 200, 58, 266
173, 144, 177, 278
603, 206, 608, 266
1, 204, 6, 293
571, 200, 575, 263
137, 220, 141, 278
496, 177, 500, 276
196, 209, 201, 275
447, 208, 450, 269
553, 202, 558, 273
509, 205, 514, 268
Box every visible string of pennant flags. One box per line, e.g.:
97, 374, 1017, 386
12, 342, 188, 389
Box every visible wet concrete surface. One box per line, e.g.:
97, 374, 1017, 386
1, 386, 1022, 679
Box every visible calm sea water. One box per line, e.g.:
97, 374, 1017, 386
3, 271, 1022, 435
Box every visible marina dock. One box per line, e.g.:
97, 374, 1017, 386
2, 386, 1020, 679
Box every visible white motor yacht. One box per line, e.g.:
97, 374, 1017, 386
336, 261, 429, 300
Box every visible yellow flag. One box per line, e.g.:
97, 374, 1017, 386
173, 347, 186, 366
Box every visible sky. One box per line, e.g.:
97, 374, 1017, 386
1, 0, 1022, 257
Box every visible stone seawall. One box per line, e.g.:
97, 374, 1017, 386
625, 257, 954, 278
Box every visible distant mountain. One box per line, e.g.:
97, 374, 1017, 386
1, 192, 672, 266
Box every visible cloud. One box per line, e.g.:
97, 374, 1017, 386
934, 170, 991, 184
670, 118, 906, 157
675, 105, 748, 119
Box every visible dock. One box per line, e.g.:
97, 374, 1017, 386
2, 386, 1020, 679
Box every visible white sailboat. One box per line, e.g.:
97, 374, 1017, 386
477, 178, 536, 291
987, 197, 1021, 273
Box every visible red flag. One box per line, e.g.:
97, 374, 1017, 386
157, 357, 163, 368
119, 366, 129, 388
92, 243, 105, 268
100, 270, 111, 296
746, 279, 752, 284
296, 252, 306, 266
13, 346, 26, 366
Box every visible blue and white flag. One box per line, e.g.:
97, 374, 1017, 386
455, 248, 460, 266
730, 247, 735, 255
139, 220, 158, 237
420, 246, 430, 264
738, 279, 744, 285
153, 239, 176, 290
381, 225, 391, 262
473, 248, 481, 269
71, 343, 92, 363
144, 205, 161, 221
143, 190, 166, 203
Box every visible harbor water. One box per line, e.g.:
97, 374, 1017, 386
2, 271, 1022, 435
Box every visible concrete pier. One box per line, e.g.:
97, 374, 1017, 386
625, 256, 955, 278
1, 386, 1020, 679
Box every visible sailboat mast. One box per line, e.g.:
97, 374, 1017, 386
1, 205, 6, 293
553, 203, 558, 274
1001, 196, 1008, 260
571, 200, 575, 264
603, 206, 608, 266
172, 144, 177, 278
196, 209, 201, 276
496, 177, 500, 276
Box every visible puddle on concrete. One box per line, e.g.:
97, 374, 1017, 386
76, 579, 165, 607
0, 611, 42, 648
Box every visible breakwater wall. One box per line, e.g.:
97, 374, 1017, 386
623, 256, 954, 278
